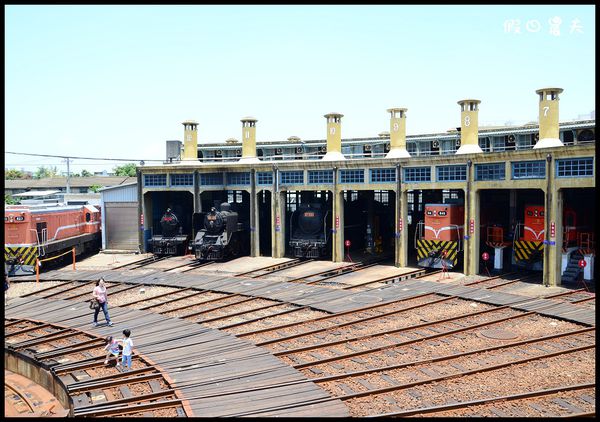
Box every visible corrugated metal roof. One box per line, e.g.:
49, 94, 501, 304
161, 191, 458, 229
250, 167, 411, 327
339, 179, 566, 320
98, 181, 138, 192
4, 176, 136, 189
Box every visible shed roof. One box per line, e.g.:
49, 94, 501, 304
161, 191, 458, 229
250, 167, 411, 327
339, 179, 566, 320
4, 176, 136, 189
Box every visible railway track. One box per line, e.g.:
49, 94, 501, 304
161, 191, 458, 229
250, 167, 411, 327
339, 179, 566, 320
7, 260, 595, 417
5, 318, 187, 417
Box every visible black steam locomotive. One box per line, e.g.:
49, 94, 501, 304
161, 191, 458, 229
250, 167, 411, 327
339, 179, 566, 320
150, 209, 190, 256
193, 203, 246, 260
289, 203, 331, 259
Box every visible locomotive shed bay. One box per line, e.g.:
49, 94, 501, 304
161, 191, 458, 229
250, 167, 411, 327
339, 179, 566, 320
5, 254, 595, 417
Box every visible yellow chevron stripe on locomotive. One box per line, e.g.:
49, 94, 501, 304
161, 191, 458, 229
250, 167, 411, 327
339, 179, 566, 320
416, 239, 459, 268
513, 240, 544, 262
4, 246, 38, 266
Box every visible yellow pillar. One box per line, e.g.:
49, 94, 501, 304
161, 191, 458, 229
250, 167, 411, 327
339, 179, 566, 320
250, 170, 259, 257
396, 189, 409, 268
534, 87, 564, 149
456, 100, 483, 155
544, 154, 562, 286
332, 190, 345, 262
386, 108, 410, 158
466, 188, 480, 276
182, 120, 198, 160
240, 117, 260, 163
322, 113, 345, 161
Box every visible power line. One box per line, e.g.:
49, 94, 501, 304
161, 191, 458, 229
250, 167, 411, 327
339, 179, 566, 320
6, 151, 163, 162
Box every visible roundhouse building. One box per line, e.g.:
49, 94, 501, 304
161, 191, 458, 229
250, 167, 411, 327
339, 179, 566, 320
137, 88, 595, 287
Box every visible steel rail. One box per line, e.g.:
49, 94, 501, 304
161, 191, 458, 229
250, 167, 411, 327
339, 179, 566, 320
485, 278, 526, 290
275, 304, 514, 356
310, 326, 596, 383
52, 357, 147, 374
61, 282, 136, 300
62, 281, 137, 302
218, 305, 311, 330
303, 262, 384, 286
127, 256, 169, 269
334, 343, 594, 401
4, 319, 27, 328
67, 368, 161, 391
462, 272, 515, 286
67, 372, 164, 393
571, 296, 596, 304
111, 256, 158, 269
18, 281, 73, 298
179, 261, 217, 273
236, 292, 437, 337
38, 280, 97, 299
162, 259, 211, 272
256, 295, 454, 346
5, 323, 51, 338
292, 309, 537, 369
157, 292, 241, 315
115, 286, 195, 307
34, 338, 105, 360
55, 280, 120, 297
179, 296, 257, 319
284, 262, 364, 283
12, 329, 79, 349
368, 382, 596, 417
340, 269, 425, 290
220, 396, 337, 418
72, 389, 177, 415
137, 290, 205, 310
195, 301, 291, 325
234, 259, 303, 277
543, 288, 588, 299
250, 259, 314, 278
73, 398, 183, 417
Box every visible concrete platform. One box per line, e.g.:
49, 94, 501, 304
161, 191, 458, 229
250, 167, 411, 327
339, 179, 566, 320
192, 256, 293, 275
259, 260, 352, 282
74, 252, 152, 270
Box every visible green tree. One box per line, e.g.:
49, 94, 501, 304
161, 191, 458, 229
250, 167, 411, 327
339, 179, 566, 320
113, 163, 137, 177
89, 184, 102, 193
5, 169, 25, 180
5, 194, 19, 205
34, 166, 58, 179
81, 169, 93, 177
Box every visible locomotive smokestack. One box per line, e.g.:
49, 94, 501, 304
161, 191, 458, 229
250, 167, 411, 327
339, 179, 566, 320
322, 112, 345, 161
239, 116, 260, 163
385, 107, 410, 158
456, 99, 483, 155
182, 120, 198, 160
533, 87, 564, 149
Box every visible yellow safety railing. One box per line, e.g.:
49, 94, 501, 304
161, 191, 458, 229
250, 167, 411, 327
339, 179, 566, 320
36, 247, 76, 283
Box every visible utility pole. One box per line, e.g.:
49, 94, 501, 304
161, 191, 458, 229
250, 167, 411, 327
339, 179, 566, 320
65, 157, 71, 194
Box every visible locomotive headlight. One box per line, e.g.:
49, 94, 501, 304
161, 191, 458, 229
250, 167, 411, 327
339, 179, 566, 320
15, 216, 25, 221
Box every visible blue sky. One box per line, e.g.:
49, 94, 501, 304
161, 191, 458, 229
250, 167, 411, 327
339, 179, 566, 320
5, 5, 595, 173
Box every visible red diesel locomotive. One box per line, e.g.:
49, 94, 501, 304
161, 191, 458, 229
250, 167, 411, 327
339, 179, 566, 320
4, 204, 101, 276
415, 203, 464, 269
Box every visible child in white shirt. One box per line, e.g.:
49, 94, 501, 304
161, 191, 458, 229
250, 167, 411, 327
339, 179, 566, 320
121, 329, 134, 371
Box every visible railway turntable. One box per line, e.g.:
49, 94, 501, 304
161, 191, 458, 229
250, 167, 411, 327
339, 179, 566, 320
5, 259, 595, 417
